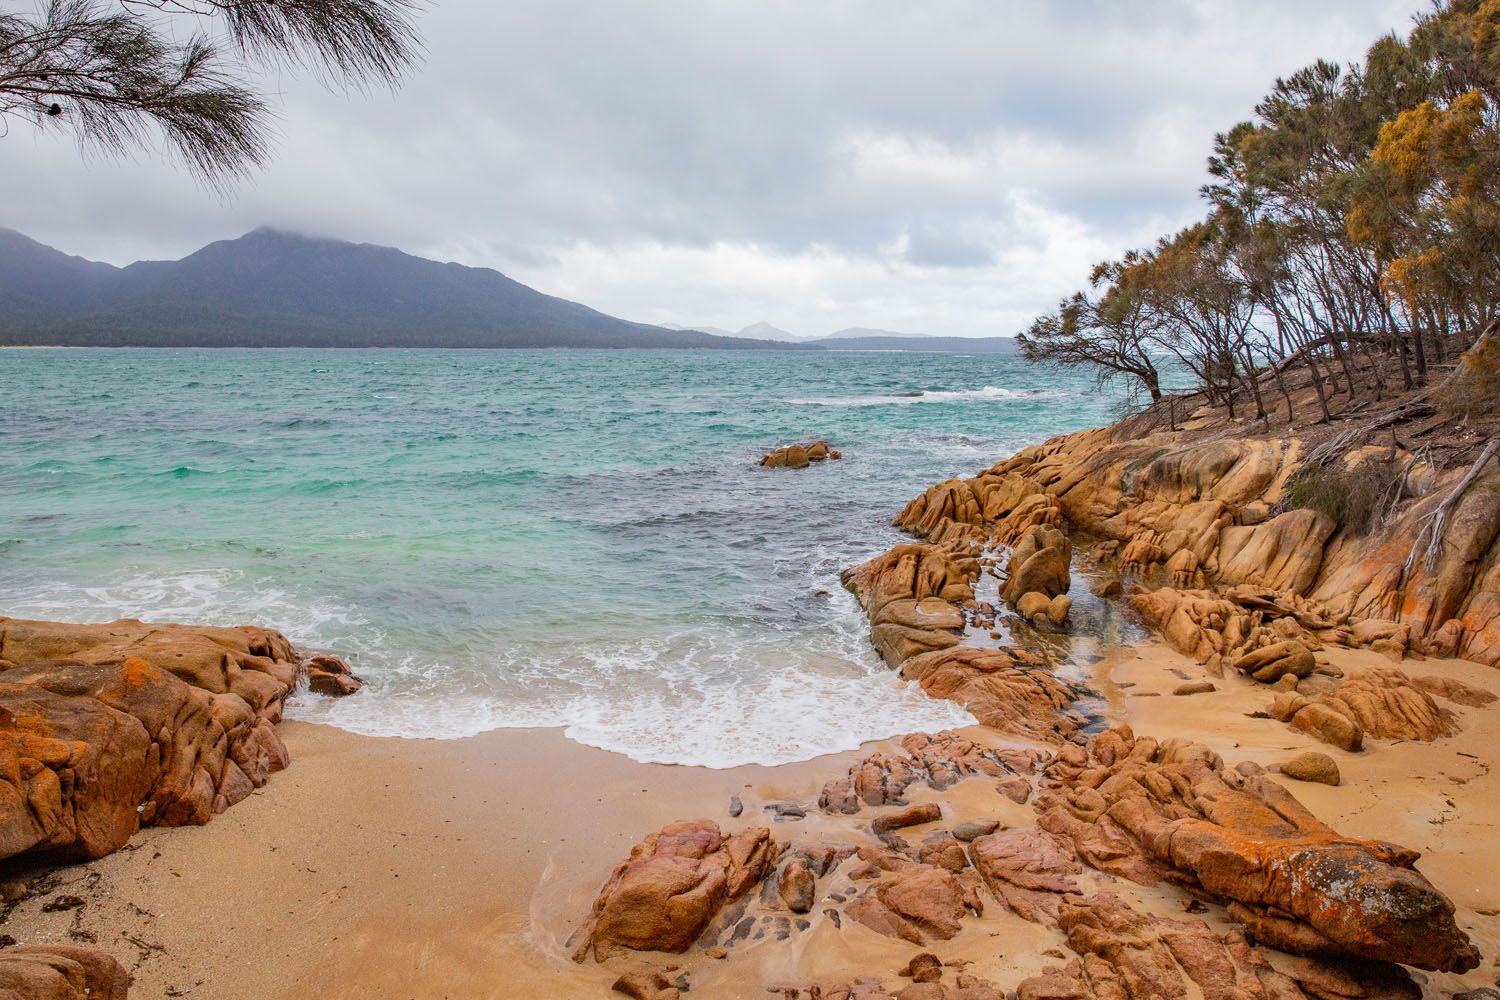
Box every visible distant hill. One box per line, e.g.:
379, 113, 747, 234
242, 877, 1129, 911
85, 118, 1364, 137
824, 327, 931, 340
668, 320, 1015, 352
0, 228, 816, 350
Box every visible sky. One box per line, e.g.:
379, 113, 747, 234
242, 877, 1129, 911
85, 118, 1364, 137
4, 0, 1422, 337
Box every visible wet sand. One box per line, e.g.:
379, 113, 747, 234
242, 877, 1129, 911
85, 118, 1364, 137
3, 638, 1498, 998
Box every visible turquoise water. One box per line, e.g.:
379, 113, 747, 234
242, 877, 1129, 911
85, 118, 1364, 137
0, 349, 1123, 765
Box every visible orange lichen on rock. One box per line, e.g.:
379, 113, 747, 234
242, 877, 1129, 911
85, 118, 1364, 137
0, 617, 361, 864
1035, 726, 1480, 973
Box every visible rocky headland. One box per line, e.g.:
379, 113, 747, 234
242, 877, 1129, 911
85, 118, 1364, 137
567, 336, 1500, 998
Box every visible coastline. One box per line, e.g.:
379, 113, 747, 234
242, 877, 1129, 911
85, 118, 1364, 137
5, 638, 1497, 998
4, 342, 1500, 997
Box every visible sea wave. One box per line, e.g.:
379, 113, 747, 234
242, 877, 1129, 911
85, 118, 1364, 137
788, 385, 1068, 406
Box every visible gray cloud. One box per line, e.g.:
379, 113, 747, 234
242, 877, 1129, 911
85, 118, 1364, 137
4, 0, 1420, 336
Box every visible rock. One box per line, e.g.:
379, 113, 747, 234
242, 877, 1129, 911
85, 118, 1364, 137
0, 655, 294, 861
304, 654, 362, 696
728, 795, 742, 817
1172, 680, 1216, 696
894, 648, 1088, 743
1271, 695, 1365, 752
997, 777, 1031, 804
1000, 525, 1072, 609
1016, 592, 1052, 621
841, 544, 975, 669
1269, 667, 1457, 750
901, 953, 943, 983
917, 832, 968, 873
847, 863, 983, 944
1165, 548, 1202, 588
1217, 509, 1336, 594
1409, 674, 1497, 707
778, 857, 816, 914
612, 970, 678, 1000
951, 819, 1000, 842
761, 441, 836, 469
1035, 726, 1479, 972
1091, 578, 1123, 599
1046, 595, 1072, 625
0, 616, 359, 866
872, 803, 941, 836
1015, 893, 1421, 1000
573, 821, 777, 960
1233, 641, 1317, 683
1280, 752, 1340, 786
0, 944, 131, 999
968, 827, 1082, 923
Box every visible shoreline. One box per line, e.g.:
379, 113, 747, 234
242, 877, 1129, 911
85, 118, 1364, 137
4, 637, 1497, 998
4, 346, 1499, 997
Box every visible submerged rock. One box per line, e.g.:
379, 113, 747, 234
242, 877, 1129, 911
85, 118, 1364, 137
761, 440, 841, 468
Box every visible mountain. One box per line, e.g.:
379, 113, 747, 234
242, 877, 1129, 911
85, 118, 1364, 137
824, 327, 931, 340
737, 321, 797, 341
0, 228, 815, 350
0, 228, 119, 325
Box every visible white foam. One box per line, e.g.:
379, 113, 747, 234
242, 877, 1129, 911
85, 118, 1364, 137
4, 569, 977, 768
788, 386, 1066, 407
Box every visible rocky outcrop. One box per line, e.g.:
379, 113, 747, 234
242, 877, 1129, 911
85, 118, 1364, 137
819, 732, 1043, 815
572, 820, 777, 960
1267, 665, 1461, 751
999, 524, 1072, 620
846, 858, 984, 945
841, 544, 975, 666
967, 827, 1082, 923
1035, 726, 1479, 973
1015, 893, 1422, 1000
761, 440, 841, 468
0, 944, 131, 999
840, 543, 1088, 740
0, 617, 360, 862
896, 648, 1088, 742
0, 617, 359, 717
971, 412, 1500, 667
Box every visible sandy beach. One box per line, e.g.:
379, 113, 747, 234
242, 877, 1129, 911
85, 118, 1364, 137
5, 636, 1495, 999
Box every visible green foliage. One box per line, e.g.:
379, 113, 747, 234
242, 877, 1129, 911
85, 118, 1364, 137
0, 0, 419, 185
1021, 0, 1500, 406
1284, 458, 1403, 534
1436, 327, 1500, 419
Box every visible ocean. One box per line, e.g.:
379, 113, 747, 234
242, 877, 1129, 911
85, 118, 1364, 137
0, 348, 1127, 766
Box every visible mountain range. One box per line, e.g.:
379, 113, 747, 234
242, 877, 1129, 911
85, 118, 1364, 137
0, 228, 1014, 351
0, 228, 806, 350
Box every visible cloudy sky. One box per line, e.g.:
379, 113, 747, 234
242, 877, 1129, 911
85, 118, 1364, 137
6, 1, 1420, 337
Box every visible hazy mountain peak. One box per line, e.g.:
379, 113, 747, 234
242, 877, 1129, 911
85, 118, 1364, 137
0, 228, 814, 350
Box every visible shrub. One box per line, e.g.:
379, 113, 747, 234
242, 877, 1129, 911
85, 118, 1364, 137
1284, 458, 1402, 535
